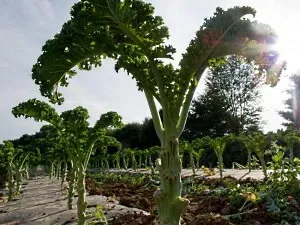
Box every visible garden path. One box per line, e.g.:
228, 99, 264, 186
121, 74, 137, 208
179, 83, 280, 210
0, 177, 147, 225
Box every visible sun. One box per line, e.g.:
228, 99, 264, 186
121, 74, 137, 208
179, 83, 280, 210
269, 14, 300, 74
272, 38, 299, 74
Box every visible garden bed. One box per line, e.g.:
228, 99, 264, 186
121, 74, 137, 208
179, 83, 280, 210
1, 169, 299, 225
86, 171, 299, 225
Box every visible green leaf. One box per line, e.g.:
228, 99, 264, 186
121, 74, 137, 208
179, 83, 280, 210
12, 99, 61, 127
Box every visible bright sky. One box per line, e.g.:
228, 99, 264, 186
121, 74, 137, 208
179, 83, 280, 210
0, 0, 300, 142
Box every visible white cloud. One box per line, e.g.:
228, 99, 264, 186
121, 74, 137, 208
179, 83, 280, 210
21, 0, 55, 25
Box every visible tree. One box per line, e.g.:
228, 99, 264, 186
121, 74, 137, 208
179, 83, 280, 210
30, 1, 281, 223
111, 117, 160, 150
139, 118, 160, 149
183, 79, 231, 140
279, 75, 300, 130
111, 122, 142, 149
184, 55, 263, 139
211, 56, 263, 134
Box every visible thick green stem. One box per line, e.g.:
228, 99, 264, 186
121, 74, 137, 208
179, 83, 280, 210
116, 157, 120, 170
68, 163, 76, 210
149, 155, 155, 175
49, 162, 54, 179
100, 160, 104, 171
132, 154, 137, 171
258, 154, 267, 179
144, 90, 163, 142
105, 159, 109, 171
123, 157, 128, 171
61, 163, 67, 188
25, 165, 29, 180
261, 158, 267, 179
53, 165, 57, 178
247, 150, 252, 172
138, 155, 142, 168
197, 156, 201, 170
77, 165, 87, 225
218, 156, 223, 179
15, 171, 22, 195
155, 136, 189, 225
189, 153, 196, 175
57, 162, 61, 180
7, 167, 15, 201
289, 143, 294, 167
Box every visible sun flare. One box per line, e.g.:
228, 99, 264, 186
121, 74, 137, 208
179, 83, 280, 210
272, 38, 299, 73
268, 15, 300, 74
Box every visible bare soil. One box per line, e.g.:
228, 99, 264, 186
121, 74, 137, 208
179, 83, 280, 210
85, 174, 278, 225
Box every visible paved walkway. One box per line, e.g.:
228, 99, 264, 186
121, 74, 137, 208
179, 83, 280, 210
106, 168, 268, 180
0, 177, 146, 225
